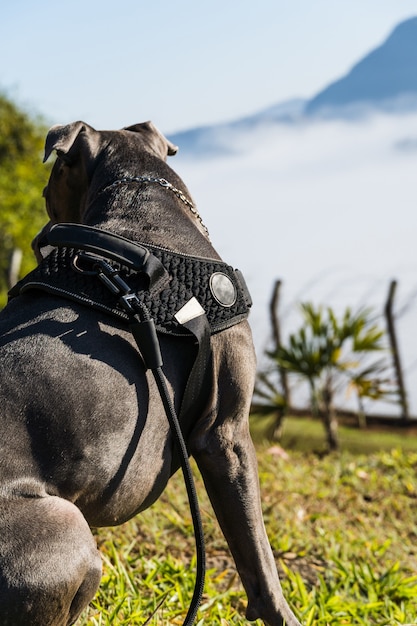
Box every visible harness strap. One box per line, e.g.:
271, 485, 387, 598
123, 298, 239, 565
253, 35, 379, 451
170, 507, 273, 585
128, 298, 212, 449
45, 223, 169, 292
172, 300, 213, 470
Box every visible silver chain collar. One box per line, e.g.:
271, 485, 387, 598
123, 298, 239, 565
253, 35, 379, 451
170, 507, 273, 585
99, 175, 210, 239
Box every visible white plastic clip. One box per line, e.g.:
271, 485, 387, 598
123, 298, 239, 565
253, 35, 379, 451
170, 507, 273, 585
174, 297, 205, 325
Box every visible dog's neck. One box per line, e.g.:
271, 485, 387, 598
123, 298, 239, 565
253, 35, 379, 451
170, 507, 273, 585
82, 168, 219, 260
96, 175, 210, 239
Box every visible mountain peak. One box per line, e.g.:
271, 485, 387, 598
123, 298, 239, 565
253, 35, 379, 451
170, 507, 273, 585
389, 15, 417, 41
305, 16, 417, 116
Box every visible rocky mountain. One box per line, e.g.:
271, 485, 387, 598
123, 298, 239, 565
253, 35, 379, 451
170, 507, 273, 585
305, 16, 417, 117
169, 16, 417, 155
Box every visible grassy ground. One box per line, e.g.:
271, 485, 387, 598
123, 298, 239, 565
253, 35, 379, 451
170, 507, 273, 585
251, 414, 417, 454
79, 419, 417, 625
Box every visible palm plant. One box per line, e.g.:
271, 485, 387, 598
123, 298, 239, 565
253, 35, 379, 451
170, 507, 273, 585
253, 369, 288, 439
257, 303, 395, 450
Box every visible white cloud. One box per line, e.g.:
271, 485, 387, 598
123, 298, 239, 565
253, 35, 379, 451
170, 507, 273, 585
174, 112, 417, 415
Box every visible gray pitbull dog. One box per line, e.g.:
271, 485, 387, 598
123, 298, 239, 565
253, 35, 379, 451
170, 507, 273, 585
0, 121, 302, 626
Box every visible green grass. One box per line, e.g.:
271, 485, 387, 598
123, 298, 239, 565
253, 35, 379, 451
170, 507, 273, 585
251, 414, 417, 454
79, 425, 417, 625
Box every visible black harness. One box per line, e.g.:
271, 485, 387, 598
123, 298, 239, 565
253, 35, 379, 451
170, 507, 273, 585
10, 222, 252, 442
9, 223, 252, 626
10, 223, 252, 336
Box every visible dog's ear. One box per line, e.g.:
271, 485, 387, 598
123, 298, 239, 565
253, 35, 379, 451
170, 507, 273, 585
43, 122, 98, 163
43, 122, 98, 225
124, 121, 178, 160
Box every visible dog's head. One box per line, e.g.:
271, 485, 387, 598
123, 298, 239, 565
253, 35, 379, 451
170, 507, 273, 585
32, 121, 178, 260
42, 120, 178, 223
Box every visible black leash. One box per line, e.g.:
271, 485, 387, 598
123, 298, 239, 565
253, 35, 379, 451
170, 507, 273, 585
111, 265, 206, 625
78, 253, 206, 625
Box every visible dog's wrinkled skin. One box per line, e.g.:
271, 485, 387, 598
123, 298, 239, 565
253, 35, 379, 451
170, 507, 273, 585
0, 121, 302, 626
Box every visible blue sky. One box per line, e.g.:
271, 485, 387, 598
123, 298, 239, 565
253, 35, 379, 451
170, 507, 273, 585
1, 1, 417, 133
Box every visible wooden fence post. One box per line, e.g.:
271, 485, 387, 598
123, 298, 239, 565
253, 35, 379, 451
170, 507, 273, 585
384, 279, 409, 421
269, 279, 291, 408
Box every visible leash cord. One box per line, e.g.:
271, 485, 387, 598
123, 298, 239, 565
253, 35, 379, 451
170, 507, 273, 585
152, 366, 206, 626
122, 298, 206, 625
81, 254, 206, 624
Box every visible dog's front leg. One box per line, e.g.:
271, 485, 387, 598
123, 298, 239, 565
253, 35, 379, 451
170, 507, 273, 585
190, 327, 302, 626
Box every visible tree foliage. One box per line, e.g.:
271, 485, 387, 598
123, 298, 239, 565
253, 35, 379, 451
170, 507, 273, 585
0, 93, 51, 304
